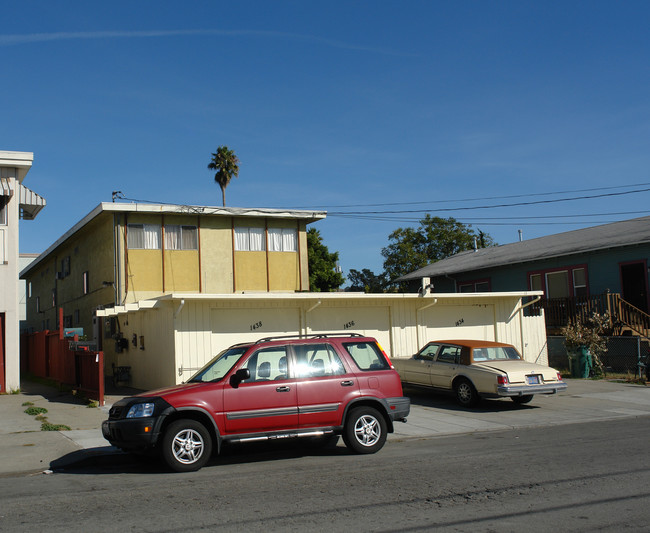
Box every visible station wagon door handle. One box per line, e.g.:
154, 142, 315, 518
276, 386, 291, 392
340, 381, 354, 387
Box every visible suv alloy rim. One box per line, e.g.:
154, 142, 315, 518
172, 428, 205, 464
354, 414, 381, 447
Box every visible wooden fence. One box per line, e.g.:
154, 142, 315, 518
21, 326, 104, 406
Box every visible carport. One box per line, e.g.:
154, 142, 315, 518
96, 291, 546, 391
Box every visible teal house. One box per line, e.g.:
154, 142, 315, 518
398, 217, 650, 336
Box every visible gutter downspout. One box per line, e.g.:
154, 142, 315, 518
304, 299, 322, 335
174, 299, 185, 320
416, 298, 438, 348
517, 295, 543, 361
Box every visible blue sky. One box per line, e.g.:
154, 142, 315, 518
4, 1, 650, 278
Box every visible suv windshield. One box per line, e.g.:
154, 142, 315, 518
188, 346, 249, 383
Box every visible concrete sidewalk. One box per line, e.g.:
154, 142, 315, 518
1, 378, 649, 477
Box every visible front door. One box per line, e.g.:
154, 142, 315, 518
620, 261, 648, 312
429, 344, 462, 389
223, 345, 298, 434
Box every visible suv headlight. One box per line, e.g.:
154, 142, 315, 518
126, 402, 155, 418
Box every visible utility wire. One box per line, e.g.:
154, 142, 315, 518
326, 187, 650, 215
290, 182, 650, 209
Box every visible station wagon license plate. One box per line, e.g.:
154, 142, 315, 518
526, 375, 540, 385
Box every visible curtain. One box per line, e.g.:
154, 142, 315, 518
144, 224, 161, 249
268, 228, 283, 251
165, 225, 181, 250
282, 229, 297, 252
182, 226, 198, 250
127, 224, 144, 249
234, 227, 249, 251
250, 228, 265, 251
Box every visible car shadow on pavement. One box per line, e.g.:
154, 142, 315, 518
402, 385, 539, 412
51, 439, 349, 476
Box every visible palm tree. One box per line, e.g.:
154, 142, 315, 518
208, 146, 240, 206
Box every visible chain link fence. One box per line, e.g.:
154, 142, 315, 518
548, 335, 648, 375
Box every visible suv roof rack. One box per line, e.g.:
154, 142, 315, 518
255, 332, 364, 344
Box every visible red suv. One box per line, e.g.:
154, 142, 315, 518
102, 334, 410, 472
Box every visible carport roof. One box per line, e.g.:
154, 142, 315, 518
398, 216, 650, 281
95, 290, 543, 317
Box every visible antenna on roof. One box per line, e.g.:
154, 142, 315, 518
518, 229, 523, 242
112, 191, 125, 202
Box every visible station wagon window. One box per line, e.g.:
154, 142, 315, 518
127, 224, 161, 249
234, 227, 265, 251
243, 346, 288, 382
417, 343, 440, 360
473, 346, 521, 361
436, 346, 460, 364
343, 342, 390, 371
294, 343, 345, 377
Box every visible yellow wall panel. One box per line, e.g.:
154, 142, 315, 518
234, 251, 267, 291
128, 250, 163, 292
164, 250, 199, 292
268, 252, 299, 291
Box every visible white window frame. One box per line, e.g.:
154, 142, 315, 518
127, 224, 161, 250
268, 227, 297, 252
164, 225, 198, 250
234, 227, 266, 252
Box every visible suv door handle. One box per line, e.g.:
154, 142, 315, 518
276, 386, 291, 392
340, 380, 354, 387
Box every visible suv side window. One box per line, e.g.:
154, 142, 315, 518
343, 342, 390, 371
294, 343, 345, 377
242, 346, 289, 382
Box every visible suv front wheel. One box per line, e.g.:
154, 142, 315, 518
161, 419, 212, 472
343, 406, 387, 454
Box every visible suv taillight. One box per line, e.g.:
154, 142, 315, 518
376, 342, 394, 368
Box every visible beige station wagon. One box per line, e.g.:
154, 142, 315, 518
393, 339, 567, 407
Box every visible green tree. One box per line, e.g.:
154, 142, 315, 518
347, 268, 387, 293
307, 228, 345, 292
381, 215, 495, 288
208, 146, 240, 206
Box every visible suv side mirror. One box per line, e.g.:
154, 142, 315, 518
230, 368, 250, 388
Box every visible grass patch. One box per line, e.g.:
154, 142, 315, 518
41, 422, 72, 432
24, 406, 48, 416
22, 401, 34, 407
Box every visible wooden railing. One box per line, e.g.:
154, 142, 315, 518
540, 293, 611, 329
539, 292, 650, 340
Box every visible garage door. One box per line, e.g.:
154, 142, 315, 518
306, 306, 392, 356
420, 304, 495, 344
211, 308, 301, 355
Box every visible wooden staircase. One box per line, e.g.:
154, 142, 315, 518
608, 293, 650, 342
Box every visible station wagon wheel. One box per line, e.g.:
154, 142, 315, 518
161, 419, 212, 472
343, 406, 387, 454
455, 378, 479, 407
512, 395, 534, 404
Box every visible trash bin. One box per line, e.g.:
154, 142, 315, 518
569, 346, 592, 378
576, 346, 592, 378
